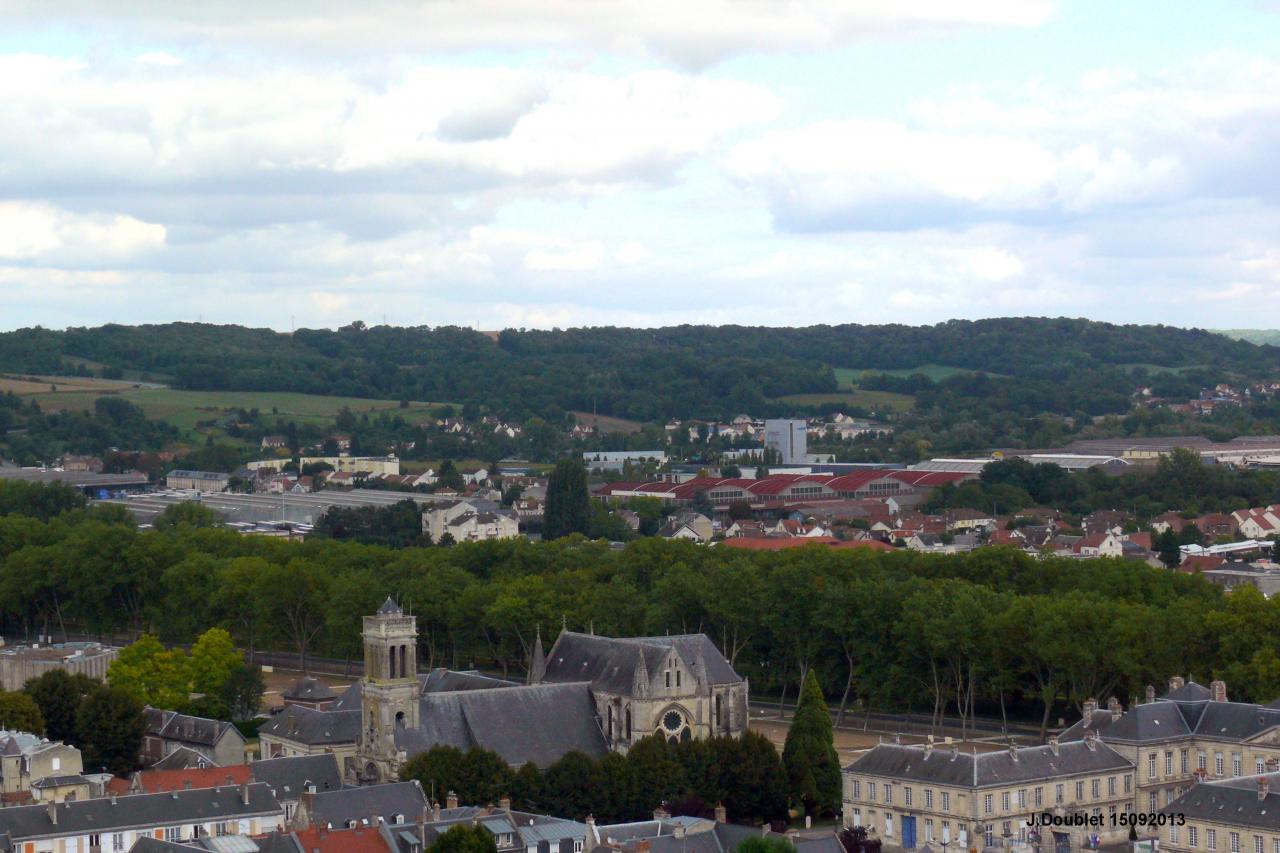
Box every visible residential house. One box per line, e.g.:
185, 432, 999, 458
1158, 772, 1280, 853
0, 783, 282, 851
1073, 532, 1125, 558
165, 470, 231, 492
294, 780, 427, 830
0, 731, 84, 802
1196, 513, 1240, 540
1082, 510, 1132, 536
58, 455, 103, 473
281, 677, 339, 711
657, 512, 713, 542
142, 709, 247, 767
944, 509, 995, 532
1232, 507, 1280, 539
261, 435, 288, 450
257, 704, 359, 767
1152, 512, 1193, 535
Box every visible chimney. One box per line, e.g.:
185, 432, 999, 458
1049, 736, 1060, 756
715, 804, 727, 823
1259, 778, 1270, 801
109, 792, 118, 805
1211, 680, 1228, 702
183, 780, 193, 790
637, 842, 651, 853
1107, 697, 1122, 719
654, 804, 670, 820
500, 796, 511, 813
923, 739, 933, 758
1084, 729, 1097, 750
241, 782, 251, 806
47, 800, 57, 826
447, 791, 459, 810
1009, 742, 1019, 762
675, 825, 686, 840
1170, 676, 1186, 692
1082, 698, 1098, 720
1145, 685, 1156, 704
432, 800, 442, 822
949, 744, 959, 761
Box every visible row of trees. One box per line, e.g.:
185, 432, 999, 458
20, 670, 146, 774
106, 628, 264, 720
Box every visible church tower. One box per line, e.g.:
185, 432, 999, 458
357, 597, 419, 782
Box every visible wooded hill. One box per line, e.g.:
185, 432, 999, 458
1, 319, 1275, 422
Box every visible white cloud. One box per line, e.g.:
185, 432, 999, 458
0, 202, 165, 262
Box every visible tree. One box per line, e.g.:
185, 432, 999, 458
188, 627, 243, 698
0, 690, 45, 734
724, 732, 789, 823
436, 460, 466, 492
403, 745, 469, 801
782, 669, 841, 816
544, 459, 591, 540
541, 750, 603, 819
429, 825, 498, 853
736, 839, 795, 853
77, 685, 145, 775
258, 558, 330, 673
153, 501, 220, 531
107, 635, 190, 709
24, 669, 96, 742
220, 664, 266, 720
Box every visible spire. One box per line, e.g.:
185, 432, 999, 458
632, 647, 650, 699
528, 627, 546, 685
377, 596, 401, 616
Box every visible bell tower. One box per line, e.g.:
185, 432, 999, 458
357, 597, 419, 782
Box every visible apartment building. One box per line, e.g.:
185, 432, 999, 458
842, 733, 1135, 851
1159, 773, 1280, 853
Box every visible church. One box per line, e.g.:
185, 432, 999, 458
351, 598, 749, 783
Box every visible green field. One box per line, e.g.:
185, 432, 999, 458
775, 389, 915, 413
835, 364, 999, 387
28, 387, 448, 430
1114, 362, 1204, 375
1215, 330, 1280, 346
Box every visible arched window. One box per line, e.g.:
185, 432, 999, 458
715, 695, 722, 728
400, 644, 408, 677
395, 711, 406, 728
607, 706, 614, 739
389, 647, 397, 679
625, 707, 632, 740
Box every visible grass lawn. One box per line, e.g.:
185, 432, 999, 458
775, 389, 914, 412
836, 364, 1001, 386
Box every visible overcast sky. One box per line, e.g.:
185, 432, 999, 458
2, 1, 1279, 331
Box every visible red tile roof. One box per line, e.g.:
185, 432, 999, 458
718, 537, 841, 550
291, 826, 394, 853
128, 765, 253, 794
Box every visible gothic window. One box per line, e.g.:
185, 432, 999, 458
662, 710, 683, 732
715, 695, 722, 728
607, 707, 614, 739
396, 711, 406, 728
625, 707, 632, 740
400, 645, 408, 677
389, 647, 397, 679
676, 670, 681, 688
665, 671, 670, 688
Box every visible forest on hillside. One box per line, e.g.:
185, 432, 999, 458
1, 319, 1275, 423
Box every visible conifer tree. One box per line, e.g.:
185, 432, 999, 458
782, 669, 841, 816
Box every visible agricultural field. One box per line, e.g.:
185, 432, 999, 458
569, 411, 646, 434
835, 364, 996, 386
23, 385, 448, 430
774, 389, 915, 413
0, 373, 144, 395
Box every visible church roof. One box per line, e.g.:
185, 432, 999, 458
259, 705, 359, 746
377, 596, 402, 615
420, 668, 519, 694
542, 632, 741, 694
283, 676, 337, 702
397, 682, 607, 769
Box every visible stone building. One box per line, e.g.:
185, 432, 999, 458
352, 599, 748, 784
0, 641, 117, 692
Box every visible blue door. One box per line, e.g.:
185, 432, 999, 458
902, 816, 917, 849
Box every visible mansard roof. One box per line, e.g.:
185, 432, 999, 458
306, 780, 427, 829
1061, 698, 1280, 745
542, 631, 741, 694
845, 740, 1132, 788
420, 668, 519, 694
250, 754, 344, 798
1161, 772, 1280, 831
396, 682, 607, 769
258, 705, 359, 746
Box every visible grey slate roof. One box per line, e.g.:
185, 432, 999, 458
1161, 772, 1280, 831
127, 839, 208, 852
29, 774, 87, 788
543, 632, 741, 694
330, 682, 362, 712
1165, 681, 1214, 701
250, 754, 343, 798
307, 780, 427, 828
379, 597, 402, 615
283, 677, 337, 703
0, 783, 280, 842
845, 741, 1132, 788
152, 746, 219, 771
397, 682, 607, 768
147, 708, 241, 749
1061, 699, 1280, 746
258, 705, 359, 746
420, 668, 519, 694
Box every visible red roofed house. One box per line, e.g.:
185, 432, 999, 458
1180, 554, 1226, 573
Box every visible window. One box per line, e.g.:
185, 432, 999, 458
985, 825, 995, 847
113, 834, 126, 853
1092, 779, 1100, 799
1034, 787, 1043, 807
925, 789, 934, 809
852, 780, 862, 799
574, 841, 584, 853
1191, 827, 1199, 848
943, 822, 951, 843
1166, 751, 1174, 776
1149, 792, 1158, 812
1199, 752, 1207, 771
1076, 781, 1085, 801
676, 670, 682, 688
869, 782, 877, 802
1150, 753, 1158, 779
1231, 833, 1240, 853
852, 809, 861, 827
1234, 755, 1243, 777
1109, 806, 1117, 817
1216, 753, 1225, 776
1055, 784, 1064, 805
1171, 825, 1180, 845
925, 820, 934, 842
165, 827, 183, 842
1001, 792, 1010, 812
89, 835, 100, 847
52, 757, 61, 772
1273, 840, 1279, 853
715, 695, 722, 728
1182, 749, 1190, 774
885, 814, 894, 837
1018, 790, 1026, 809
984, 794, 993, 815
1254, 836, 1263, 853
905, 787, 913, 806
941, 792, 950, 812
1108, 777, 1116, 796
1209, 829, 1218, 850
1258, 758, 1267, 775
884, 785, 893, 805
1125, 775, 1132, 793
665, 671, 671, 688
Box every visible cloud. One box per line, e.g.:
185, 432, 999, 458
3, 1, 1055, 67
0, 201, 165, 262
727, 56, 1280, 232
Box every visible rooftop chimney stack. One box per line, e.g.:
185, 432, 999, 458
1145, 684, 1156, 704
715, 804, 727, 823
1082, 698, 1098, 719
447, 791, 459, 810
1049, 736, 1060, 756
1259, 778, 1270, 800
1170, 676, 1186, 692
1211, 680, 1228, 702
1107, 697, 1122, 719
47, 801, 57, 826
241, 782, 251, 806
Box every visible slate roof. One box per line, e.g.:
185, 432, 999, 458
1161, 772, 1280, 831
151, 746, 219, 771
844, 741, 1132, 788
251, 754, 344, 798
1166, 681, 1215, 702
307, 780, 427, 829
258, 705, 360, 746
146, 708, 242, 749
283, 677, 337, 703
543, 632, 741, 694
397, 682, 607, 769
331, 683, 363, 712
420, 669, 519, 694
0, 783, 280, 841
127, 839, 209, 852
29, 774, 87, 789
378, 597, 402, 615
1061, 697, 1280, 746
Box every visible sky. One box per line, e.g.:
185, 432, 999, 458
2, 1, 1279, 332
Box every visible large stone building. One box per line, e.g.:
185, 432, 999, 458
1159, 772, 1280, 853
0, 641, 117, 692
352, 599, 747, 783
843, 734, 1135, 851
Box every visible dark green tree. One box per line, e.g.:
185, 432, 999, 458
723, 732, 788, 823
220, 664, 266, 720
735, 838, 796, 853
24, 669, 97, 742
541, 750, 603, 819
782, 669, 841, 816
509, 761, 543, 811
429, 824, 498, 853
544, 458, 591, 540
0, 690, 45, 734
77, 685, 145, 775
154, 501, 221, 531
